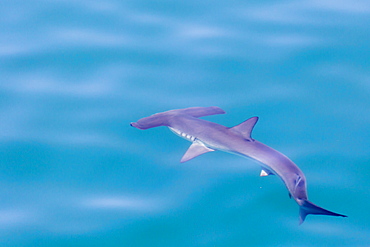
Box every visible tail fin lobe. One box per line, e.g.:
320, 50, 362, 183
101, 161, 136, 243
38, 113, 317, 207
299, 200, 347, 225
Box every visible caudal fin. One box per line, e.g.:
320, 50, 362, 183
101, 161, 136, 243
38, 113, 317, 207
130, 106, 225, 130
299, 200, 347, 225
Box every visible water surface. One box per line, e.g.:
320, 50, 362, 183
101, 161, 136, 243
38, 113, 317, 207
1, 0, 369, 246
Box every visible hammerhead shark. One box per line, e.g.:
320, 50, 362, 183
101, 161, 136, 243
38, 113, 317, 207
130, 106, 347, 224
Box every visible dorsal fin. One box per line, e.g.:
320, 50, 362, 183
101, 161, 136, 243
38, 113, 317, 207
230, 117, 259, 141
180, 141, 215, 163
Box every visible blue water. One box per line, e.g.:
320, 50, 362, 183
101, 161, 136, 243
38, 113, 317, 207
1, 0, 369, 246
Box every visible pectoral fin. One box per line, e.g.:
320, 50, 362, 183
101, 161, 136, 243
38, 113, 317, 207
180, 141, 215, 163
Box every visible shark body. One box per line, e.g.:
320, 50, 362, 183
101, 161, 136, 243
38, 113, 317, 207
130, 106, 346, 224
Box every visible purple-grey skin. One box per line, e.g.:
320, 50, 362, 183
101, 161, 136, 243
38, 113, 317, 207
130, 106, 347, 224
